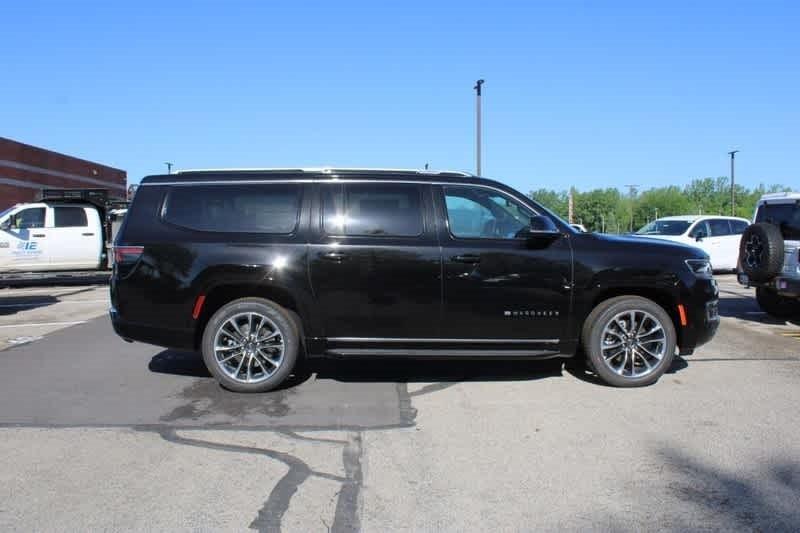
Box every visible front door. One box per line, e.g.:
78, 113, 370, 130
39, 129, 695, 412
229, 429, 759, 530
48, 206, 99, 269
436, 184, 572, 343
0, 206, 49, 271
309, 182, 441, 339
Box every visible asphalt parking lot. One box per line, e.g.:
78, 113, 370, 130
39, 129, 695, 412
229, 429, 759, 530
0, 275, 799, 531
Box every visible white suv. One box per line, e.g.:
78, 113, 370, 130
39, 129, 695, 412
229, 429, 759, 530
738, 192, 800, 317
634, 215, 751, 271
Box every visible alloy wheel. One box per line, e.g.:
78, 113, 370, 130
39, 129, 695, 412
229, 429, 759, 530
213, 312, 285, 384
600, 310, 667, 378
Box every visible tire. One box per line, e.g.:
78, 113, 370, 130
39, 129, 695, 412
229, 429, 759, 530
756, 287, 800, 318
201, 298, 299, 393
582, 296, 676, 387
740, 223, 784, 282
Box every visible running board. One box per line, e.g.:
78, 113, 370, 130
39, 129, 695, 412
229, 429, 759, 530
324, 348, 562, 358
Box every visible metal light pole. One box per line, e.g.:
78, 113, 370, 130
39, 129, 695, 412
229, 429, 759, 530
474, 79, 484, 176
165, 162, 173, 174
728, 150, 739, 216
624, 184, 639, 232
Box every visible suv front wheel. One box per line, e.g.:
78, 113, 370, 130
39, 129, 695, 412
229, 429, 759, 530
201, 298, 299, 393
582, 296, 676, 387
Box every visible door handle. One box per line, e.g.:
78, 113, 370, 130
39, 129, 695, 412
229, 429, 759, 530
321, 251, 348, 262
32, 234, 46, 238
451, 254, 481, 264
82, 233, 95, 236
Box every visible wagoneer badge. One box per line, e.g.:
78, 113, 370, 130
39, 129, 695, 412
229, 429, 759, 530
504, 310, 559, 317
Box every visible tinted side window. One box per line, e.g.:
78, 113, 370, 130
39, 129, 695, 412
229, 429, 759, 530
689, 221, 710, 238
322, 183, 423, 237
54, 207, 88, 228
708, 219, 731, 236
444, 186, 536, 239
13, 208, 46, 229
730, 220, 749, 234
163, 184, 301, 233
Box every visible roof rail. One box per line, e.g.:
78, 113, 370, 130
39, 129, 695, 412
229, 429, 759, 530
176, 167, 474, 177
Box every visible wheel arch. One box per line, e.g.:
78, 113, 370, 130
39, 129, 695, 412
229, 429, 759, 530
587, 287, 682, 349
193, 283, 307, 353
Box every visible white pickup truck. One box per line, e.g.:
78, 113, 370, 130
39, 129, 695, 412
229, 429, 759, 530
0, 189, 127, 273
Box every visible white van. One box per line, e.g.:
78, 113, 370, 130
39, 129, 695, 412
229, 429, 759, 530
0, 202, 105, 272
634, 215, 751, 271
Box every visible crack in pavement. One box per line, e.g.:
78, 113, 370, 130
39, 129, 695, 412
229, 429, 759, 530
332, 433, 363, 533
156, 426, 365, 533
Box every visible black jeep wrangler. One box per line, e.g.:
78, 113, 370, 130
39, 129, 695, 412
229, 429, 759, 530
111, 168, 719, 391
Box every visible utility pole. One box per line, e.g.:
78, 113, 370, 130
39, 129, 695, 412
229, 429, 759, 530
600, 213, 605, 233
624, 184, 639, 232
165, 162, 173, 174
728, 150, 739, 216
474, 79, 484, 176
568, 187, 575, 223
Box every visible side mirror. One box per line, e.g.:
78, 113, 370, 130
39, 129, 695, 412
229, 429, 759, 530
0, 219, 10, 231
695, 233, 705, 242
524, 215, 561, 246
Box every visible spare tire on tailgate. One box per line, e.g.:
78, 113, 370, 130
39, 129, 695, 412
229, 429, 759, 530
740, 222, 784, 282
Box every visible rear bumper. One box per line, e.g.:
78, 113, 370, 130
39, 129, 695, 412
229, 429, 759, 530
738, 273, 800, 297
110, 307, 195, 351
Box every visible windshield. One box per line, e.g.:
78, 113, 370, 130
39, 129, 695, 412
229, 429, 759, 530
0, 207, 14, 221
756, 202, 800, 240
635, 219, 691, 236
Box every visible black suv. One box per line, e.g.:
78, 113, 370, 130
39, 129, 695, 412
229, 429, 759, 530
111, 168, 719, 391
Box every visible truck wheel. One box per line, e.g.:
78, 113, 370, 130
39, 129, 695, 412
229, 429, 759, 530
740, 223, 784, 282
201, 298, 299, 393
582, 296, 676, 387
756, 287, 800, 318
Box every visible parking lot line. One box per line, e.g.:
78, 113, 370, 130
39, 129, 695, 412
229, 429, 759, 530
0, 300, 109, 308
0, 321, 87, 328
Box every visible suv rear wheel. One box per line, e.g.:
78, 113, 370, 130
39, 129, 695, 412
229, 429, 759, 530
582, 296, 676, 387
201, 298, 299, 393
756, 287, 800, 318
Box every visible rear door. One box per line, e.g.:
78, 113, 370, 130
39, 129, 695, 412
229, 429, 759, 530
48, 205, 101, 269
308, 181, 441, 339
0, 206, 49, 271
435, 184, 572, 344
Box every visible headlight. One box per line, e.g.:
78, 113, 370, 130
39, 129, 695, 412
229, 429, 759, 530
685, 259, 712, 277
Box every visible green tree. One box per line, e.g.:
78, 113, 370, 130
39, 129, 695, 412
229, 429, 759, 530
529, 188, 569, 218
573, 188, 623, 232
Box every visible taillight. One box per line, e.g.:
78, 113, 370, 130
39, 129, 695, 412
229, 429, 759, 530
113, 246, 144, 265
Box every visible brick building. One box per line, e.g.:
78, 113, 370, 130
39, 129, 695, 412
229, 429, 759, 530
0, 137, 127, 210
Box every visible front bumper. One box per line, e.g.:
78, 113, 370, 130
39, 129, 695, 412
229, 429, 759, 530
678, 277, 720, 354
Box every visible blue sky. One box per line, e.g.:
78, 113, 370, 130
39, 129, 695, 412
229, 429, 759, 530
2, 0, 798, 192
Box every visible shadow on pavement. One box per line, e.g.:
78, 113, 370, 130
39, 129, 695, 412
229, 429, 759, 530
0, 286, 100, 316
564, 355, 689, 386
717, 291, 800, 326
654, 446, 800, 531
0, 273, 110, 289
